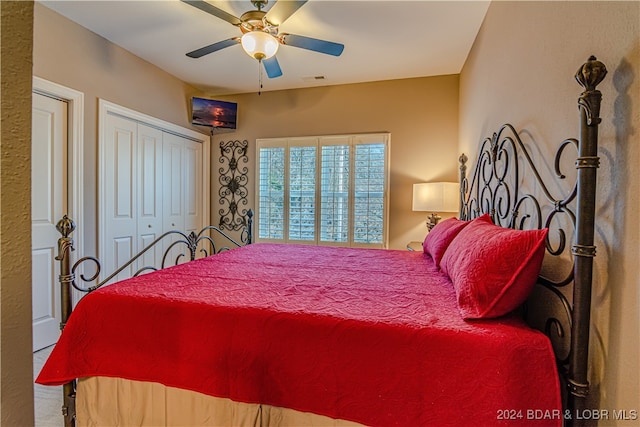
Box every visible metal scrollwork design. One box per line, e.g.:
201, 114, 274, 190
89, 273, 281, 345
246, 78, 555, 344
459, 123, 578, 362
56, 221, 251, 295
71, 256, 102, 292
218, 139, 249, 231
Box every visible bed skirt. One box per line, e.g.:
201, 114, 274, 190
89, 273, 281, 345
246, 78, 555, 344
77, 377, 365, 427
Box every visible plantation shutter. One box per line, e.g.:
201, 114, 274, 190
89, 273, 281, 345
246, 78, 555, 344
288, 139, 317, 242
320, 137, 350, 244
256, 133, 389, 248
353, 135, 386, 244
257, 144, 285, 240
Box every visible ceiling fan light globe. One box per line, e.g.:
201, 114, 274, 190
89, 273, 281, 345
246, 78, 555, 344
241, 31, 279, 61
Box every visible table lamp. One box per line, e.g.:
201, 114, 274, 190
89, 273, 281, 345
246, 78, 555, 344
412, 182, 459, 231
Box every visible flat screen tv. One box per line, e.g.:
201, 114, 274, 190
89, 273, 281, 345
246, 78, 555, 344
191, 97, 237, 129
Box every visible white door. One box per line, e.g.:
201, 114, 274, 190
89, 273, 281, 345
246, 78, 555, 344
32, 93, 67, 351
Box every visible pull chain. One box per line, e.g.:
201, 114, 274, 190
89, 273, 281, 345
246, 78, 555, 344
258, 60, 263, 96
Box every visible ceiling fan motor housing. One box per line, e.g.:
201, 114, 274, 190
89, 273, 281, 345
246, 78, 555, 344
240, 10, 266, 31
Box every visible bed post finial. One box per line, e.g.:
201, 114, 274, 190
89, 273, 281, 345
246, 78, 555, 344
459, 153, 468, 170
56, 215, 76, 239
575, 56, 607, 93
575, 56, 607, 126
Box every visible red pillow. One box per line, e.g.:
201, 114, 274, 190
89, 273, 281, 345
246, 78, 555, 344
440, 220, 548, 319
423, 214, 492, 268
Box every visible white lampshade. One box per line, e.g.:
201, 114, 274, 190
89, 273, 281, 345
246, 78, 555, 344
241, 31, 279, 61
412, 182, 459, 212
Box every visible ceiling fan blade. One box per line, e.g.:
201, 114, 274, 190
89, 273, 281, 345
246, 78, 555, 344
281, 33, 344, 57
264, 0, 307, 26
263, 56, 283, 78
181, 0, 242, 26
186, 38, 240, 58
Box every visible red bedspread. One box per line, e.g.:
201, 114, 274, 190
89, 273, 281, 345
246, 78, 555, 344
37, 243, 561, 426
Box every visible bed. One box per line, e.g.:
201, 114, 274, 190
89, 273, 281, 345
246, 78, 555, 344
37, 56, 607, 427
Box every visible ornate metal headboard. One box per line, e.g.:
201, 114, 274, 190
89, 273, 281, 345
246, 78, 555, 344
458, 56, 606, 425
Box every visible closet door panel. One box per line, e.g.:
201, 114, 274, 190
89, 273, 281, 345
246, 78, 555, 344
184, 139, 203, 235
162, 133, 186, 265
137, 124, 163, 271
103, 114, 137, 280
163, 133, 185, 231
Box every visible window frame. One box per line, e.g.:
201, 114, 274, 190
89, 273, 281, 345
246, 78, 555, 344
255, 133, 390, 248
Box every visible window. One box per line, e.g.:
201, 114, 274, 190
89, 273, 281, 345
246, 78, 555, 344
257, 134, 389, 248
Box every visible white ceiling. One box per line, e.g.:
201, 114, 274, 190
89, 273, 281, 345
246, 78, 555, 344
40, 0, 490, 95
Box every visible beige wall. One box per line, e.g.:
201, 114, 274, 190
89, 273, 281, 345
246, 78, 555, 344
34, 3, 460, 253
460, 1, 639, 424
213, 74, 460, 249
0, 1, 35, 424
33, 3, 207, 255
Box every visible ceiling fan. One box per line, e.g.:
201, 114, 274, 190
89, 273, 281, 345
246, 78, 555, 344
182, 0, 344, 79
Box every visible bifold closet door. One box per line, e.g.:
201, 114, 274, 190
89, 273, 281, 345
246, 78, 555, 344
102, 112, 205, 276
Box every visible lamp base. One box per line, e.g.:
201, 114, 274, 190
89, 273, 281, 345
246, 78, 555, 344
426, 213, 442, 231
